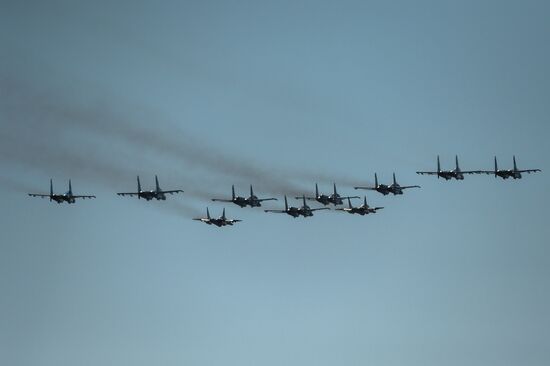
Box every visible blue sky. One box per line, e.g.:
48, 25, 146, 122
1, 1, 549, 365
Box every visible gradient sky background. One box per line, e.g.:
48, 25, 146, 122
1, 1, 549, 365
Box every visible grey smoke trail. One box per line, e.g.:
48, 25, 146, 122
1, 77, 308, 197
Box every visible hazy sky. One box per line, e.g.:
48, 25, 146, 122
1, 1, 549, 365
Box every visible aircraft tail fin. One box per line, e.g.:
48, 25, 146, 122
137, 176, 141, 199
494, 156, 498, 177
513, 155, 518, 171
347, 197, 352, 208
250, 185, 254, 197
315, 183, 319, 197
437, 155, 441, 175
392, 172, 397, 185
284, 195, 288, 211
302, 195, 307, 206
364, 196, 368, 206
222, 208, 226, 220
207, 207, 211, 220
455, 155, 460, 171
68, 179, 72, 195
155, 175, 160, 192
50, 179, 53, 201
374, 173, 378, 187
333, 182, 337, 196
232, 185, 236, 200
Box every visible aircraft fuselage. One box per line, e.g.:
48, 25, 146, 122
495, 170, 522, 179
438, 171, 464, 180
139, 190, 166, 200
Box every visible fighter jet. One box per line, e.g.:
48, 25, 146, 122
193, 207, 242, 227
416, 155, 481, 180
299, 183, 359, 206
355, 173, 420, 195
28, 179, 95, 204
336, 196, 383, 215
117, 175, 183, 200
212, 185, 277, 208
478, 156, 541, 179
265, 195, 329, 218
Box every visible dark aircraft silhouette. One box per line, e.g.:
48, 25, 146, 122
355, 173, 420, 195
117, 175, 183, 200
478, 156, 541, 179
28, 179, 96, 204
416, 155, 481, 180
300, 183, 359, 206
336, 196, 383, 215
193, 207, 241, 227
265, 195, 329, 218
212, 185, 277, 207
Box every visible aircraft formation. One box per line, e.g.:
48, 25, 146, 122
27, 155, 541, 227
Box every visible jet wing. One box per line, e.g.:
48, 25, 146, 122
416, 171, 438, 175
160, 190, 184, 195
117, 192, 139, 196
373, 207, 384, 210
258, 198, 277, 202
310, 207, 330, 211
400, 185, 421, 189
72, 195, 96, 199
475, 171, 495, 175
211, 198, 233, 202
354, 186, 376, 190
341, 195, 360, 199
193, 218, 210, 223
264, 209, 286, 213
460, 170, 484, 174
28, 193, 50, 198
518, 169, 541, 173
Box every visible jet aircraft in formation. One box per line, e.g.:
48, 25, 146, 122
25, 154, 540, 227
117, 175, 184, 200
212, 185, 277, 207
478, 156, 541, 179
265, 195, 330, 218
300, 183, 359, 206
335, 196, 383, 215
28, 179, 95, 204
355, 173, 420, 195
193, 208, 241, 227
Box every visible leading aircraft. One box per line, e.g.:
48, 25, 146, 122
336, 196, 383, 215
265, 195, 329, 218
416, 155, 481, 180
478, 156, 541, 179
117, 175, 183, 200
299, 183, 359, 206
28, 179, 96, 204
193, 207, 242, 227
355, 173, 420, 195
212, 185, 277, 207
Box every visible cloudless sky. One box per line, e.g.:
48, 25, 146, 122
1, 1, 549, 365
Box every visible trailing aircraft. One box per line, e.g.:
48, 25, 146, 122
355, 173, 420, 195
265, 195, 329, 218
336, 196, 383, 215
478, 156, 541, 179
300, 183, 359, 206
193, 207, 241, 227
28, 179, 95, 204
416, 155, 481, 180
117, 175, 183, 200
212, 185, 277, 207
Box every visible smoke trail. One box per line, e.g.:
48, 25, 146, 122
0, 77, 309, 197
